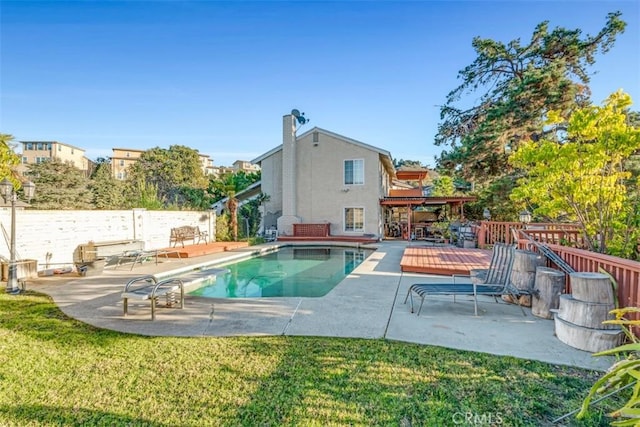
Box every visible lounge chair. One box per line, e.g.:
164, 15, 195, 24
404, 243, 525, 316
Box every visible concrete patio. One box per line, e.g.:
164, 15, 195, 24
25, 240, 614, 371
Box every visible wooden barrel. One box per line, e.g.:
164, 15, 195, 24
531, 267, 565, 319
569, 272, 616, 305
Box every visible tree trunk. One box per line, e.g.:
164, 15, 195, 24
552, 271, 622, 352
555, 294, 617, 329
504, 250, 545, 307
569, 272, 616, 305
531, 267, 565, 319
553, 316, 623, 353
511, 250, 545, 292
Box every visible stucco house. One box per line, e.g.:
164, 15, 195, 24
252, 113, 395, 240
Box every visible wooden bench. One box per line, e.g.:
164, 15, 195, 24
170, 225, 208, 247
121, 275, 185, 320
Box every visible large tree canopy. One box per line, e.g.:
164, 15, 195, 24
127, 145, 208, 206
0, 133, 21, 184
25, 159, 93, 210
435, 12, 626, 184
89, 159, 126, 209
510, 90, 640, 256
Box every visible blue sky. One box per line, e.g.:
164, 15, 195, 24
1, 1, 638, 168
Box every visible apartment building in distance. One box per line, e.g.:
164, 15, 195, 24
111, 148, 144, 180
18, 141, 91, 175
111, 148, 217, 180
200, 154, 215, 176
232, 160, 260, 173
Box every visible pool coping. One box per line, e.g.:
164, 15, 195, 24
25, 240, 613, 371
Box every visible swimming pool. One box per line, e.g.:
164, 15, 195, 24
189, 246, 374, 298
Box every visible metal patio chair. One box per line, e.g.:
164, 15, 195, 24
404, 243, 525, 316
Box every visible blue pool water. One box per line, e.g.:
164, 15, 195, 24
189, 246, 374, 298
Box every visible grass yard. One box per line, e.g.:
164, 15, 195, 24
0, 292, 624, 426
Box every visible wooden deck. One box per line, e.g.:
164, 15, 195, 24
400, 245, 493, 276
162, 241, 249, 258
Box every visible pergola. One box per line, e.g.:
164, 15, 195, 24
380, 169, 476, 241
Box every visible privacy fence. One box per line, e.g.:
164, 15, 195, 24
0, 209, 215, 269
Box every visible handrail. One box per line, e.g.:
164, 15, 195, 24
123, 275, 157, 292
122, 276, 184, 320
151, 278, 185, 320
476, 221, 581, 248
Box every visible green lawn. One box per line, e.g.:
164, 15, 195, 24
0, 292, 622, 426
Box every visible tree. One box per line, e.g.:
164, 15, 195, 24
126, 145, 208, 207
25, 159, 93, 209
125, 178, 165, 210
226, 189, 238, 241
393, 159, 423, 169
431, 176, 455, 196
510, 90, 640, 256
89, 159, 126, 209
0, 133, 21, 183
435, 12, 626, 184
209, 170, 260, 202
239, 198, 264, 238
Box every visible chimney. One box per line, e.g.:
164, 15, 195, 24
277, 113, 300, 235
282, 114, 296, 217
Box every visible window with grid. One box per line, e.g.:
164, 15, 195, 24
344, 159, 364, 185
344, 207, 364, 232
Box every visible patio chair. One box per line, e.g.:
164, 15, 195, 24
404, 243, 525, 316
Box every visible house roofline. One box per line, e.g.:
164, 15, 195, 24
252, 145, 282, 164
251, 127, 396, 178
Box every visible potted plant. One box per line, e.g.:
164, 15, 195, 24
431, 221, 451, 243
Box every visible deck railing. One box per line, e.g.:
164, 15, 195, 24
476, 221, 583, 248
516, 239, 640, 314
478, 221, 638, 316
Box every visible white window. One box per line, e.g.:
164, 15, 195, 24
344, 159, 364, 185
344, 207, 364, 232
